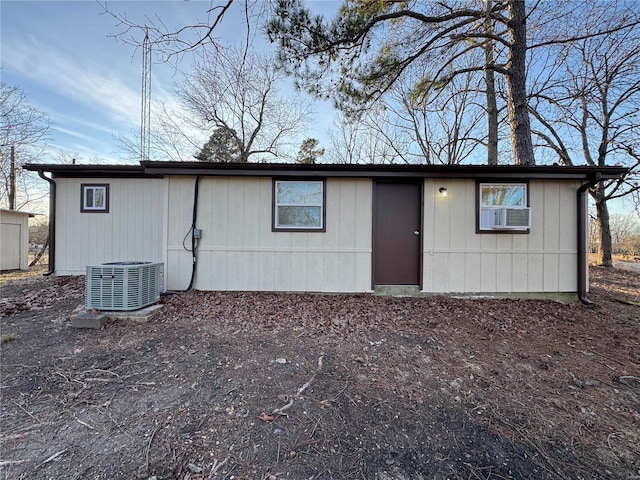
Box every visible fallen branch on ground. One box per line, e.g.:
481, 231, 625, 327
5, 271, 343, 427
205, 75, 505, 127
146, 425, 161, 472
36, 449, 67, 469
209, 456, 229, 476
271, 355, 324, 417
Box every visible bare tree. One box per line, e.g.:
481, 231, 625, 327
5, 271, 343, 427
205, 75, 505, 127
267, 0, 537, 165
378, 64, 486, 165
28, 215, 49, 266
101, 0, 240, 62
326, 115, 364, 165
327, 112, 405, 165
105, 0, 295, 162
529, 1, 640, 266
588, 207, 598, 254
483, 0, 499, 165
177, 46, 313, 162
327, 82, 484, 166
117, 99, 208, 162
359, 109, 416, 164
0, 83, 51, 210
115, 46, 314, 163
632, 189, 640, 219
28, 215, 49, 246
103, 1, 640, 171
610, 213, 640, 253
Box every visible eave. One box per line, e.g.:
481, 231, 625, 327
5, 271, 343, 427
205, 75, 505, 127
23, 161, 628, 181
141, 161, 628, 180
0, 209, 39, 217
22, 164, 155, 179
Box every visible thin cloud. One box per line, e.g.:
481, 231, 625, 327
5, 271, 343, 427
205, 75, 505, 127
52, 112, 123, 138
3, 35, 141, 127
52, 126, 94, 142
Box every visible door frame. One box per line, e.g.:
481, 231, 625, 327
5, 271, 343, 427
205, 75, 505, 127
371, 178, 424, 289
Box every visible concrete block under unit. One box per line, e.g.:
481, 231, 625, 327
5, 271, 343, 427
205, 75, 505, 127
71, 312, 108, 329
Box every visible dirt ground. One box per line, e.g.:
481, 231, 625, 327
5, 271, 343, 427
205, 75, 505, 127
1, 266, 639, 480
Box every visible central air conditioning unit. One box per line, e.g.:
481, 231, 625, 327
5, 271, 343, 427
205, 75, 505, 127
489, 207, 531, 229
85, 261, 164, 311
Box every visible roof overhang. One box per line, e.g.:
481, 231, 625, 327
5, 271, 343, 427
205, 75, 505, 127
22, 163, 154, 179
23, 161, 628, 181
0, 209, 38, 217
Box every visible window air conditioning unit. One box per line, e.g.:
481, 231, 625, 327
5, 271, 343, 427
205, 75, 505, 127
489, 207, 531, 229
86, 261, 164, 311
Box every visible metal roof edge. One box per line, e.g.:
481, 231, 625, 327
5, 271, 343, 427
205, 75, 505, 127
22, 162, 628, 180
0, 209, 40, 217
140, 161, 627, 180
22, 163, 158, 179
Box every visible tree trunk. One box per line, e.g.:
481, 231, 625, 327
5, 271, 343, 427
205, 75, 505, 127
593, 184, 613, 267
9, 145, 17, 210
505, 0, 535, 165
484, 0, 498, 165
29, 237, 49, 267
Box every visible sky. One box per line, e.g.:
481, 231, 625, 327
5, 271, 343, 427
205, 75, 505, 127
1, 0, 338, 164
0, 1, 637, 216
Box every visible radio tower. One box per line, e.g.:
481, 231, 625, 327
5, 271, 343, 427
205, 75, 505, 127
140, 31, 151, 162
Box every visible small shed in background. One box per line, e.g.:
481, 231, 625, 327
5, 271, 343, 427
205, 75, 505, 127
1, 209, 35, 271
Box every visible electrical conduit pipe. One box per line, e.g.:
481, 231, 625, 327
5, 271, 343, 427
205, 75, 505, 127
577, 173, 601, 307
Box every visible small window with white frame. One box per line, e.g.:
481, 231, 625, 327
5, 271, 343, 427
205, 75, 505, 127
273, 179, 325, 231
81, 184, 109, 213
477, 182, 530, 232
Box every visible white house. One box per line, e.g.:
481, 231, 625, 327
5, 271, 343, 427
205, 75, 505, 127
23, 162, 627, 305
1, 209, 35, 271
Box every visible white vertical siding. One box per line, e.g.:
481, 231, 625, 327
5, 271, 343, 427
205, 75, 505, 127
55, 178, 165, 275
422, 179, 580, 294
166, 176, 372, 292
52, 173, 582, 296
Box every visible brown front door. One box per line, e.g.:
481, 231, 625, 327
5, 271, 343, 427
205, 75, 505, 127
373, 181, 422, 286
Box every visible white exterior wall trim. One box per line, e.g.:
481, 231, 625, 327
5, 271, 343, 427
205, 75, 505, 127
169, 246, 372, 254
426, 248, 576, 254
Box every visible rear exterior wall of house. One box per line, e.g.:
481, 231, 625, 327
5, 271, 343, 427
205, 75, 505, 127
422, 179, 581, 293
166, 176, 373, 292
54, 177, 165, 275
53, 175, 582, 295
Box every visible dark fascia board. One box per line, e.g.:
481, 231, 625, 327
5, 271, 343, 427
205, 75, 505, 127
22, 163, 159, 179
141, 161, 627, 180
24, 161, 628, 181
0, 208, 39, 217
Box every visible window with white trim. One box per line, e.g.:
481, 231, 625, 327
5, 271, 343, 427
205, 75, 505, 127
273, 180, 325, 231
81, 184, 109, 213
478, 182, 530, 232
